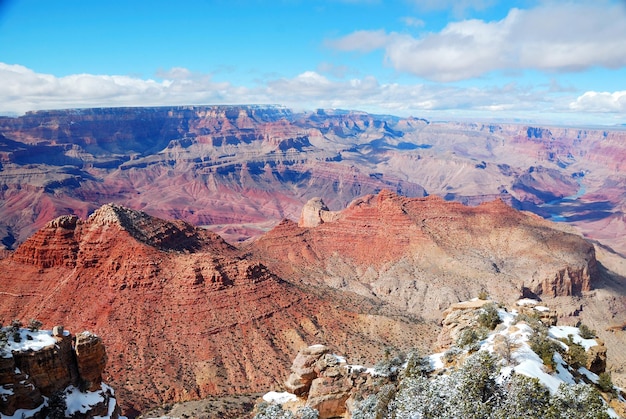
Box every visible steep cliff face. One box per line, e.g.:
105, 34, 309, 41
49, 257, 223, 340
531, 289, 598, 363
0, 326, 122, 418
1, 106, 624, 255
0, 204, 434, 415
250, 190, 599, 320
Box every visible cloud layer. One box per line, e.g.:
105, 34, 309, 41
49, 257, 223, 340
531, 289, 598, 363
0, 62, 622, 124
329, 2, 626, 82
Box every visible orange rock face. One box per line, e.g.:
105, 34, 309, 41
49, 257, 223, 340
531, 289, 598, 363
250, 191, 599, 319
0, 204, 433, 415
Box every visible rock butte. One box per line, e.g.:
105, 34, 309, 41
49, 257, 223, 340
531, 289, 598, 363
250, 190, 598, 319
0, 201, 433, 415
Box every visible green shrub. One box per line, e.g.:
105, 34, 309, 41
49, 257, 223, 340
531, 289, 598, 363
597, 372, 615, 395
457, 326, 490, 351
443, 346, 463, 364
529, 331, 559, 370
563, 337, 587, 369
478, 303, 502, 330
578, 324, 597, 339
402, 350, 431, 378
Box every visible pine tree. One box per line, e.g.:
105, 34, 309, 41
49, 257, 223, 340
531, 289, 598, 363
493, 374, 550, 418
547, 383, 610, 419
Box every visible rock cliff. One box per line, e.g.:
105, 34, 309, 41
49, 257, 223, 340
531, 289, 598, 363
0, 326, 122, 418
0, 203, 434, 415
250, 190, 599, 321
0, 105, 624, 256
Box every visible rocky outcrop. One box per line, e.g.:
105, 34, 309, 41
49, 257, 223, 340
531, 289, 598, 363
283, 345, 356, 419
252, 191, 599, 321
285, 345, 330, 396
0, 327, 121, 418
10, 333, 78, 395
436, 300, 493, 350
75, 332, 108, 391
298, 198, 341, 228
0, 204, 433, 414
586, 340, 607, 374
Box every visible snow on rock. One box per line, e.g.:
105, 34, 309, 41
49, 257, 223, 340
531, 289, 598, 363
549, 325, 598, 350
428, 352, 445, 370
579, 367, 600, 384
516, 298, 541, 306
263, 391, 297, 404
1, 329, 57, 358
65, 384, 106, 415
0, 402, 45, 419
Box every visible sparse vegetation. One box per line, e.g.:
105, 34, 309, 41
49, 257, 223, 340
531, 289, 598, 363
597, 372, 615, 395
402, 350, 430, 378
529, 330, 559, 370
578, 324, 597, 339
10, 320, 22, 343
457, 326, 489, 351
27, 318, 43, 332
478, 303, 502, 330
562, 336, 587, 369
355, 351, 610, 419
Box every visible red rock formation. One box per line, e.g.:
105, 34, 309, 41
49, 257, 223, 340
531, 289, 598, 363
250, 191, 599, 320
0, 328, 120, 418
0, 204, 434, 415
75, 332, 108, 392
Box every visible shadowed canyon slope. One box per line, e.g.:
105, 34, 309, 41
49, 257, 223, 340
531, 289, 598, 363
249, 190, 599, 319
0, 204, 433, 414
0, 105, 624, 255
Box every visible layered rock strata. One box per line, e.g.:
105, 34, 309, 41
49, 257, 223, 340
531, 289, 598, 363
0, 203, 433, 414
251, 190, 599, 320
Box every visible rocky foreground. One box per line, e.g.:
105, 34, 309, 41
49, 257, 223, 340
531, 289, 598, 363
254, 299, 624, 419
0, 325, 123, 418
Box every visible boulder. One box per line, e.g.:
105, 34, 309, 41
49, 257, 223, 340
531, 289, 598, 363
586, 339, 607, 374
284, 345, 330, 396
75, 332, 107, 391
306, 376, 352, 419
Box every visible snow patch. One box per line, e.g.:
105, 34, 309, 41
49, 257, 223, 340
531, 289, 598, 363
65, 384, 106, 416
549, 326, 598, 350
1, 329, 57, 358
0, 401, 45, 419
0, 386, 13, 397
516, 298, 540, 306
262, 391, 297, 404
428, 352, 445, 370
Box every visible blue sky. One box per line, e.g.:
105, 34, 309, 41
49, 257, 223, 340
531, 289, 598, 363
1, 0, 625, 125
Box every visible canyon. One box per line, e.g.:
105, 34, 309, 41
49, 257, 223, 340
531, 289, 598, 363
0, 106, 624, 255
0, 194, 623, 416
0, 105, 624, 416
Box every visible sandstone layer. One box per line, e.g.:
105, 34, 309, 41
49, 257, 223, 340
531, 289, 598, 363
250, 190, 599, 320
0, 204, 433, 415
0, 106, 624, 256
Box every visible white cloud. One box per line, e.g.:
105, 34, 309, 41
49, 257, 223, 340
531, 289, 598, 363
570, 91, 626, 113
0, 62, 619, 125
328, 2, 626, 81
325, 30, 391, 53
401, 16, 425, 28
0, 63, 234, 114
408, 0, 497, 17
